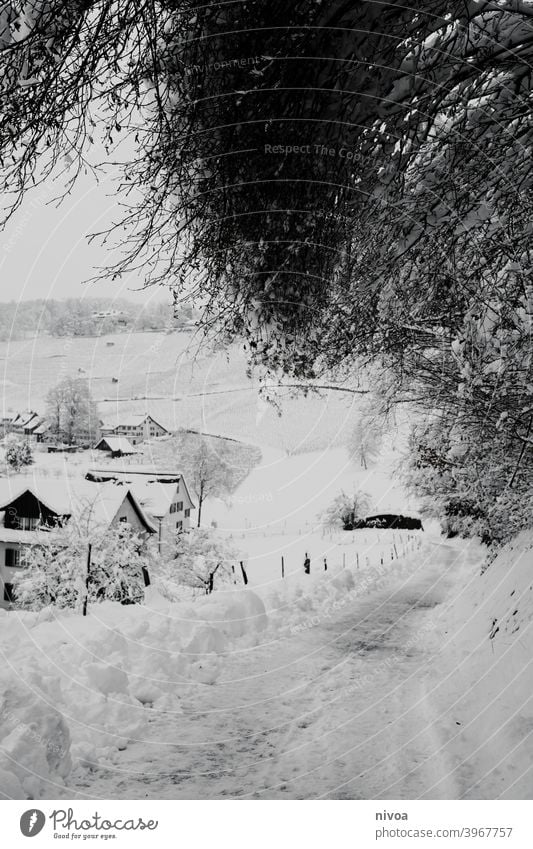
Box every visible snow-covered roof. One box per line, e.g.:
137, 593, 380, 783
85, 467, 196, 512
67, 483, 157, 535
32, 421, 49, 435
12, 411, 40, 428
87, 464, 181, 480
0, 476, 157, 535
128, 480, 178, 519
94, 436, 138, 454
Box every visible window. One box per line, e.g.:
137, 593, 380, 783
176, 501, 183, 512
3, 582, 14, 603
5, 549, 20, 568
184, 509, 190, 519
12, 516, 39, 531
170, 503, 176, 514
119, 516, 128, 523
176, 520, 183, 531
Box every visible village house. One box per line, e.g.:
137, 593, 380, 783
93, 436, 139, 458
101, 414, 169, 445
2, 411, 50, 442
85, 466, 195, 554
7, 411, 48, 441
0, 477, 157, 608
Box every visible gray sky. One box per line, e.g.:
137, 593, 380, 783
0, 160, 170, 306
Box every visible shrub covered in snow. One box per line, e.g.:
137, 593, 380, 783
4, 435, 33, 471
12, 522, 153, 611
404, 414, 533, 546
156, 527, 242, 598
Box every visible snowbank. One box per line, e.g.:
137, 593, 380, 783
0, 532, 453, 800
0, 586, 268, 798
425, 533, 533, 798
261, 543, 426, 638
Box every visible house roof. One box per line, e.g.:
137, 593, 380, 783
86, 464, 181, 480
85, 467, 196, 512
0, 476, 157, 536
24, 417, 45, 433
127, 480, 179, 519
94, 436, 138, 454
12, 411, 40, 428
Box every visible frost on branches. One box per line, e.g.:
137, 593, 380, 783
4, 435, 33, 470
12, 518, 153, 611
2, 3, 533, 375
156, 527, 241, 598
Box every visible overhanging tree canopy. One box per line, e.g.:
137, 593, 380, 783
1, 0, 533, 376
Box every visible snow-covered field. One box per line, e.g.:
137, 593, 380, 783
0, 331, 362, 453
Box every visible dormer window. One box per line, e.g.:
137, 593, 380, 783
20, 517, 40, 531
6, 514, 40, 531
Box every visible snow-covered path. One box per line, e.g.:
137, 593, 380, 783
66, 545, 463, 800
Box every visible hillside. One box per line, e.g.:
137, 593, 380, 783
0, 331, 365, 454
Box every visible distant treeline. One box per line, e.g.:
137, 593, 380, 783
0, 298, 195, 341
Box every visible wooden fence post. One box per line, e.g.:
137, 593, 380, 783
83, 543, 92, 617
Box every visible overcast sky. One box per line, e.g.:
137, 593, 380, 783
0, 158, 170, 306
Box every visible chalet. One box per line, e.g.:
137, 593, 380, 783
2, 411, 50, 442
101, 414, 169, 445
93, 436, 138, 458
85, 466, 195, 554
0, 477, 156, 608
10, 411, 46, 440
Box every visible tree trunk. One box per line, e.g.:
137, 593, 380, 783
197, 481, 204, 526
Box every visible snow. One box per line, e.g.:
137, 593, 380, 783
4, 524, 533, 800
0, 584, 271, 798
423, 532, 533, 798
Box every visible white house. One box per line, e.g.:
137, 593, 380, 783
101, 414, 169, 445
85, 466, 195, 554
0, 477, 157, 608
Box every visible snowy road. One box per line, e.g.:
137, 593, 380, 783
62, 544, 466, 800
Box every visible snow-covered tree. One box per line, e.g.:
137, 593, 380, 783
4, 435, 33, 470
157, 527, 241, 597
2, 2, 533, 543
0, 3, 532, 376
348, 397, 386, 470
45, 377, 100, 446
321, 490, 371, 532
12, 518, 153, 611
175, 436, 237, 527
